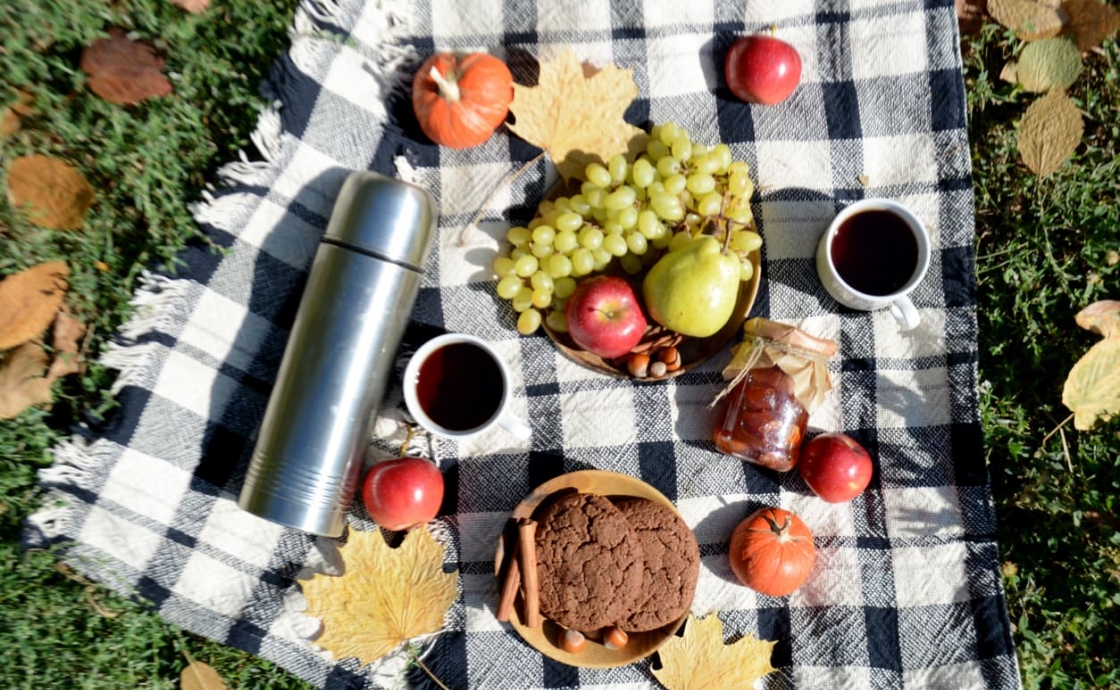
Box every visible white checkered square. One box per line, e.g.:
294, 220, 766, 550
875, 366, 952, 429
99, 449, 192, 526
892, 542, 970, 607
874, 308, 948, 361
270, 143, 346, 218
755, 138, 834, 192
642, 0, 714, 27
197, 497, 286, 569
431, 0, 503, 39
862, 132, 939, 187
850, 12, 929, 79
154, 350, 223, 421
744, 0, 815, 24
560, 388, 638, 448
883, 486, 965, 539
463, 572, 505, 633
645, 32, 717, 99
795, 545, 866, 608
240, 199, 321, 269
786, 491, 859, 538
536, 1, 611, 33
903, 661, 988, 690
669, 383, 722, 442
692, 554, 761, 615
174, 551, 257, 618
79, 505, 163, 572
757, 200, 834, 261
793, 666, 872, 688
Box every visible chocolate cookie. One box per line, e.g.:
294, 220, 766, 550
534, 492, 645, 631
613, 498, 700, 632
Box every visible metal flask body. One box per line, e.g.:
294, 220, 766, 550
238, 172, 437, 537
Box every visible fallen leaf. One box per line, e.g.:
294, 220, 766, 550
80, 28, 172, 105
47, 311, 86, 379
1000, 61, 1020, 83
958, 0, 990, 35
1017, 38, 1082, 92
6, 156, 95, 230
169, 0, 211, 13
1063, 302, 1120, 430
301, 527, 458, 666
1060, 0, 1120, 51
1074, 300, 1120, 338
180, 661, 228, 690
1017, 90, 1083, 176
0, 342, 53, 419
507, 49, 647, 182
0, 261, 70, 350
1, 109, 19, 138
988, 0, 1067, 39
651, 614, 777, 690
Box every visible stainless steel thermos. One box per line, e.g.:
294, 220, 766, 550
238, 172, 437, 537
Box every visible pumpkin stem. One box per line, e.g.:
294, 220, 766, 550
761, 513, 793, 541
429, 64, 461, 102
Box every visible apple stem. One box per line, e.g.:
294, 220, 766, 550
769, 24, 777, 37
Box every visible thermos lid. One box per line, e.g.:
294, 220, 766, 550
323, 171, 438, 270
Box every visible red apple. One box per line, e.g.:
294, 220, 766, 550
361, 457, 444, 531
565, 275, 647, 359
725, 34, 802, 105
799, 433, 874, 503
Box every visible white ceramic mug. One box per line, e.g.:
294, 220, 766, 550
815, 198, 931, 331
402, 333, 532, 440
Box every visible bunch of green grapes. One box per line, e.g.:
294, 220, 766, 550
493, 121, 763, 336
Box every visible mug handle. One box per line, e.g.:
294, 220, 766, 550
889, 296, 921, 331
499, 411, 533, 440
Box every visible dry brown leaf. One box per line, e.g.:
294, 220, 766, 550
301, 527, 458, 665
80, 28, 172, 105
1060, 0, 1120, 50
958, 0, 990, 35
651, 614, 777, 690
170, 0, 211, 13
507, 49, 648, 182
0, 261, 70, 350
989, 0, 1067, 39
0, 342, 53, 419
1063, 302, 1120, 430
1, 108, 19, 138
1017, 90, 1083, 176
180, 661, 228, 690
1018, 38, 1082, 92
48, 311, 87, 379
6, 156, 94, 230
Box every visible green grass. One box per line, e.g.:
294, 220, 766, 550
1, 2, 1119, 688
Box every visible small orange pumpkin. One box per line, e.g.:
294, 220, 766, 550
728, 506, 815, 596
412, 52, 513, 149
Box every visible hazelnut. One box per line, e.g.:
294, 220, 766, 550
603, 626, 629, 650
627, 353, 651, 378
560, 627, 586, 654
649, 360, 668, 378
658, 346, 681, 371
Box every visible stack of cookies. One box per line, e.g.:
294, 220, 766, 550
531, 492, 700, 639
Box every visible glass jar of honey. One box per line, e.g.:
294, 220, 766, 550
712, 319, 837, 472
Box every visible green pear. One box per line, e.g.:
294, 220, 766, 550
643, 235, 741, 337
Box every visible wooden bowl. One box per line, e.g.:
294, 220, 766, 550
494, 470, 692, 668
542, 247, 761, 379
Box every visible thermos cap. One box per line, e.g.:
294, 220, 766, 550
324, 171, 438, 270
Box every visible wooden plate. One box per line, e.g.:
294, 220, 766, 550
494, 470, 691, 668
542, 247, 761, 379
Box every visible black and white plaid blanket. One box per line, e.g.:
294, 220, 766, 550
30, 0, 1022, 688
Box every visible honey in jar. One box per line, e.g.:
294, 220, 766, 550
711, 318, 837, 472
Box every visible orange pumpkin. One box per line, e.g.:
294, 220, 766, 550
728, 506, 815, 596
412, 52, 513, 149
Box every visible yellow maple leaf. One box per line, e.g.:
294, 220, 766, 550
1063, 301, 1120, 430
301, 527, 459, 665
652, 614, 777, 690
508, 49, 647, 182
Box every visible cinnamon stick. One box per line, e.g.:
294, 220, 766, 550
517, 518, 541, 628
495, 544, 521, 623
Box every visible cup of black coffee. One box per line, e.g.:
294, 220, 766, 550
402, 333, 531, 440
815, 199, 930, 330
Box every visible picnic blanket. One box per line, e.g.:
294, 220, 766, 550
29, 0, 1022, 688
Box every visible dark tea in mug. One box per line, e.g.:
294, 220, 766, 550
829, 209, 919, 296
414, 341, 504, 431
